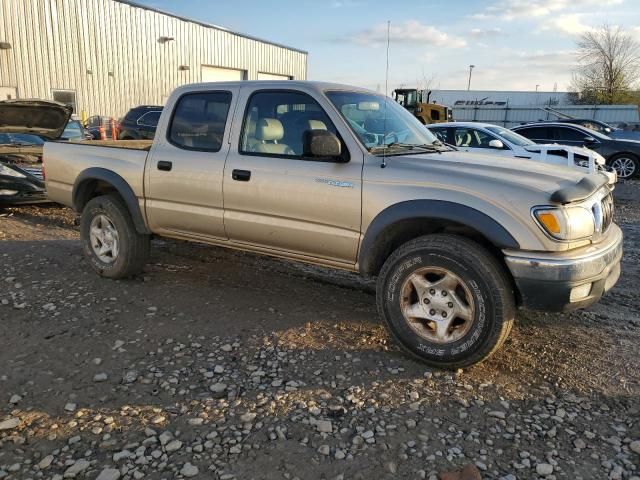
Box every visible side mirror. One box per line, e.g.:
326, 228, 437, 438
303, 130, 343, 160
488, 139, 504, 149
584, 136, 596, 144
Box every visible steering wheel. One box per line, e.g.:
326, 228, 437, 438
382, 131, 399, 145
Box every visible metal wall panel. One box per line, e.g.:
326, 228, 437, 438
0, 0, 307, 117
453, 105, 640, 128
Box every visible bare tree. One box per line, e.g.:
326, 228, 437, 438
572, 24, 640, 104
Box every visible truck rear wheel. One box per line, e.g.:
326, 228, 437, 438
80, 194, 150, 279
377, 234, 515, 368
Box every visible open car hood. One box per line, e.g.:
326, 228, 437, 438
0, 100, 72, 140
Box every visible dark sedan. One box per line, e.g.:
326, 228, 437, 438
512, 122, 640, 179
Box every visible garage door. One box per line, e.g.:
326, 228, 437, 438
201, 66, 246, 82
257, 72, 292, 81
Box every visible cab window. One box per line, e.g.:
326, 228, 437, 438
240, 90, 342, 159
168, 91, 232, 151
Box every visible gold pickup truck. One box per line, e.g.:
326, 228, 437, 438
3, 83, 622, 368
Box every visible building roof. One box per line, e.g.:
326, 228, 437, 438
114, 0, 308, 55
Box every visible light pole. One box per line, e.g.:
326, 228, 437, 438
467, 65, 475, 91
535, 84, 540, 92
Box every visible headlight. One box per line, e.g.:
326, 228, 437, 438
0, 164, 26, 178
533, 206, 595, 240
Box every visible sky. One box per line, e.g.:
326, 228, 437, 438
136, 0, 640, 93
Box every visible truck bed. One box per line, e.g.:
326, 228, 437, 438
44, 141, 149, 209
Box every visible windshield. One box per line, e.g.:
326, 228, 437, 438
0, 133, 46, 146
62, 120, 84, 139
485, 126, 534, 147
325, 91, 440, 154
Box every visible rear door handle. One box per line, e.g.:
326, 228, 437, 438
232, 169, 251, 181
157, 161, 172, 171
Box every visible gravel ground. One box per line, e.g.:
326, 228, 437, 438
0, 186, 639, 480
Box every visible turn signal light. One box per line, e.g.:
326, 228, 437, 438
536, 212, 561, 234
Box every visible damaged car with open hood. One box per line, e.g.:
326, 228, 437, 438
0, 99, 72, 206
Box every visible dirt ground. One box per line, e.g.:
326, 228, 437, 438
0, 186, 639, 480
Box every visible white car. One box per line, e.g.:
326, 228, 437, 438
428, 122, 612, 179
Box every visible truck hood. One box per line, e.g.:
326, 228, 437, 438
389, 150, 607, 203
0, 100, 72, 139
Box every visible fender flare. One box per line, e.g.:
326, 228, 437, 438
72, 167, 150, 234
358, 200, 519, 276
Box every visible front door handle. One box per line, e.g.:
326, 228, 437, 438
232, 169, 251, 181
157, 161, 172, 171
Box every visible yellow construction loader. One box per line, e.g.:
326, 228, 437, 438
393, 89, 452, 124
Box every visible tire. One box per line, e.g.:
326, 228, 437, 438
608, 153, 639, 179
376, 234, 515, 368
80, 194, 150, 279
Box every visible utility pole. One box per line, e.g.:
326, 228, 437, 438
467, 65, 475, 91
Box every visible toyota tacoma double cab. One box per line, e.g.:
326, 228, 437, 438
3, 83, 622, 368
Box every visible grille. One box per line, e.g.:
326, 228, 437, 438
601, 193, 614, 233
21, 167, 43, 180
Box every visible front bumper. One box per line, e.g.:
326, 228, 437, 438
503, 224, 623, 311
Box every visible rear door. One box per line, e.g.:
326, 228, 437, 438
145, 87, 239, 239
222, 87, 363, 264
513, 126, 551, 144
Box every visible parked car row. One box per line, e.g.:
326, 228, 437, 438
427, 120, 640, 179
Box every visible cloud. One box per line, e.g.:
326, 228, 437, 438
469, 27, 503, 38
456, 49, 579, 90
345, 21, 467, 48
539, 14, 594, 35
473, 0, 623, 20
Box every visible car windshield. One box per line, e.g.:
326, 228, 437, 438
485, 126, 534, 147
62, 120, 84, 139
0, 133, 46, 146
325, 91, 442, 155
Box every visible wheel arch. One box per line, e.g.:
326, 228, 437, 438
358, 200, 520, 277
72, 167, 150, 234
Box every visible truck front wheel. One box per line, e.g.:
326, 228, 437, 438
377, 234, 515, 368
80, 194, 150, 279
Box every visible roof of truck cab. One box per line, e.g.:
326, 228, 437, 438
171, 81, 378, 94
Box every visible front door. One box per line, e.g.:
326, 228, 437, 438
453, 127, 513, 157
223, 88, 363, 264
145, 87, 239, 239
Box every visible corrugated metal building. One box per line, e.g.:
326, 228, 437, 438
0, 0, 307, 117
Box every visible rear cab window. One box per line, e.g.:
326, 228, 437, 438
168, 92, 232, 151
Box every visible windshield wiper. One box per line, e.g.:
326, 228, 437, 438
369, 142, 444, 155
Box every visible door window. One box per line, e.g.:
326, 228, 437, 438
240, 90, 341, 159
137, 111, 162, 128
514, 127, 549, 141
168, 91, 232, 151
554, 127, 587, 141
429, 128, 449, 143
454, 128, 497, 148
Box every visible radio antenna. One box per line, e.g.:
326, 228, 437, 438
381, 20, 390, 169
